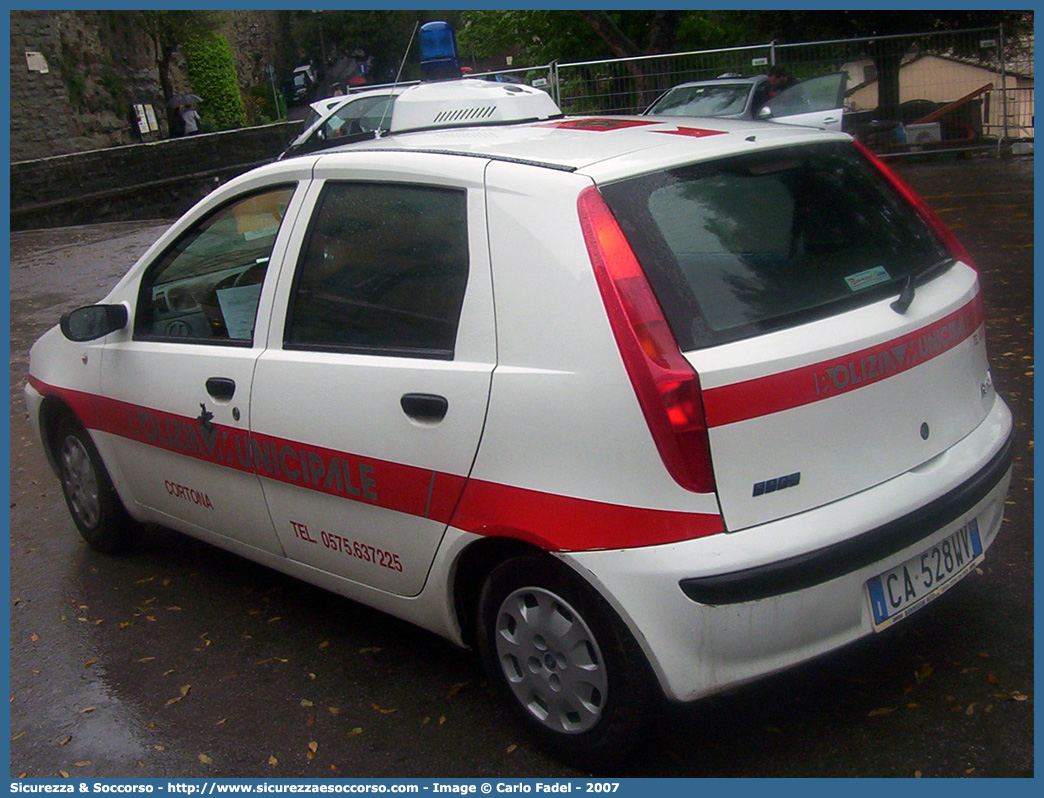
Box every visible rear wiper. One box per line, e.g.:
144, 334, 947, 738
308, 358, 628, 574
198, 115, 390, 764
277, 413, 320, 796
890, 275, 915, 314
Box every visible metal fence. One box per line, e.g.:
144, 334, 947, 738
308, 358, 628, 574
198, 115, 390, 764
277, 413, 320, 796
542, 26, 1032, 153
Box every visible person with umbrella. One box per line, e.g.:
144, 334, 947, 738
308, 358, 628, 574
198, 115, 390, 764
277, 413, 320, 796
168, 93, 202, 136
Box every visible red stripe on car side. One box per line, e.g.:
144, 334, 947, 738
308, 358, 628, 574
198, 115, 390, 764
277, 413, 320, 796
450, 478, 724, 551
702, 297, 984, 428
29, 377, 724, 550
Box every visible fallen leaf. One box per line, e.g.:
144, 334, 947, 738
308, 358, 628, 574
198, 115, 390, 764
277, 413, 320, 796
914, 662, 934, 684
446, 682, 468, 699
153, 746, 165, 752
359, 647, 382, 654
73, 761, 90, 768
30, 632, 39, 642
59, 770, 70, 779
318, 640, 330, 650
58, 735, 71, 746
371, 703, 397, 714
868, 707, 896, 717
11, 731, 26, 741
135, 657, 155, 663
348, 727, 362, 736
83, 660, 97, 668
269, 755, 278, 766
301, 699, 314, 707
77, 707, 96, 714
965, 703, 977, 715
309, 673, 316, 680
134, 577, 154, 584
914, 771, 922, 778
199, 754, 213, 765
987, 673, 999, 684
267, 617, 282, 623
215, 718, 227, 727
163, 669, 175, 676
506, 744, 517, 754
439, 716, 446, 726
1011, 691, 1028, 702
328, 707, 341, 716
180, 685, 191, 697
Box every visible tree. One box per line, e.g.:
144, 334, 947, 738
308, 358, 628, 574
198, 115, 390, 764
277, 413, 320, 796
458, 11, 745, 108
737, 10, 1033, 120
136, 11, 224, 126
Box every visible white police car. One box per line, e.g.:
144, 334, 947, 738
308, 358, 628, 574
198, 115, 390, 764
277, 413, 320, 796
25, 82, 1013, 767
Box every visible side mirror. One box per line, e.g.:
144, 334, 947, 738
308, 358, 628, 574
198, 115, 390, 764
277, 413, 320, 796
60, 304, 128, 342
757, 106, 773, 120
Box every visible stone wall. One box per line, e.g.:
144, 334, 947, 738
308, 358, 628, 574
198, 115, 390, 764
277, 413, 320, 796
10, 10, 290, 161
11, 121, 302, 231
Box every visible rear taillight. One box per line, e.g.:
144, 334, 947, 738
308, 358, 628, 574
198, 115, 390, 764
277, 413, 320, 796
577, 185, 716, 494
854, 140, 976, 269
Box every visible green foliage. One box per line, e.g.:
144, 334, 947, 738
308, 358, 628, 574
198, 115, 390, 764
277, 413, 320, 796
99, 66, 126, 109
136, 10, 225, 57
56, 36, 87, 111
245, 84, 279, 125
459, 11, 604, 65
184, 33, 247, 130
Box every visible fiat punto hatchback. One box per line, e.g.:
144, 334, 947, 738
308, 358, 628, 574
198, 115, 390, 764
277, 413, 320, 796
26, 93, 1013, 767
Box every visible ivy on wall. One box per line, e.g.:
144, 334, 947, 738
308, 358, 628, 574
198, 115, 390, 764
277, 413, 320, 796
184, 32, 247, 130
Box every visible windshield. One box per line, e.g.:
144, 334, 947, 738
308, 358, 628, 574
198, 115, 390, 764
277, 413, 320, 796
599, 141, 952, 349
647, 83, 752, 117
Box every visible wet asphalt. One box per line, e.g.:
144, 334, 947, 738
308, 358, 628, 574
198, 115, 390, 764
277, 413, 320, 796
8, 155, 1034, 778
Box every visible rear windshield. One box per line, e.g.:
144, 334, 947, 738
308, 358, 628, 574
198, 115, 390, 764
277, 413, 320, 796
599, 141, 952, 349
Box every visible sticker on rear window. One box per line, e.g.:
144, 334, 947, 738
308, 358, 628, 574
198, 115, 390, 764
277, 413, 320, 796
845, 266, 891, 292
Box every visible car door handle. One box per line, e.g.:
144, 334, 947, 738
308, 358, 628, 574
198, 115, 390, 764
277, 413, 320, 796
205, 377, 236, 401
400, 393, 448, 422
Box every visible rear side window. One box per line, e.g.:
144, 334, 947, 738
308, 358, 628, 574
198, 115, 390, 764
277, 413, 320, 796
285, 182, 469, 359
599, 142, 951, 349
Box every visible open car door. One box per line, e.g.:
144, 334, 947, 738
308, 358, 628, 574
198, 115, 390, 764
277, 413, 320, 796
759, 72, 847, 131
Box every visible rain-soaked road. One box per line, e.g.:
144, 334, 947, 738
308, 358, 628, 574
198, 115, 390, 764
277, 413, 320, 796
9, 156, 1033, 778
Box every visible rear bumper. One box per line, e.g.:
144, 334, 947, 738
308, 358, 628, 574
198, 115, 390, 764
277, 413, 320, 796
680, 429, 1013, 605
564, 396, 1013, 703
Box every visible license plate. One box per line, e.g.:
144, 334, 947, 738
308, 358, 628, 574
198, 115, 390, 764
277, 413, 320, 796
867, 518, 984, 631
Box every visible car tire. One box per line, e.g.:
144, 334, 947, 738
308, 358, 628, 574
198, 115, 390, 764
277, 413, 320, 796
476, 554, 654, 770
54, 415, 139, 554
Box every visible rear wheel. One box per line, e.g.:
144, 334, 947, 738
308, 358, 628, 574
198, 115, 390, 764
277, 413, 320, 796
476, 555, 654, 769
54, 416, 139, 553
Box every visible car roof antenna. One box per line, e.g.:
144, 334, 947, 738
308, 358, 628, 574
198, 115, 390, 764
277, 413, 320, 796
375, 21, 419, 138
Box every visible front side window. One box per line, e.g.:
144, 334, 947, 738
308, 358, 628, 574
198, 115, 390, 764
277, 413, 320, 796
135, 185, 295, 343
600, 142, 951, 349
286, 182, 469, 359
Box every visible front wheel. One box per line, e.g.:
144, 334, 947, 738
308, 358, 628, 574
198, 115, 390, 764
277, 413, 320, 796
54, 416, 139, 553
476, 555, 655, 770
